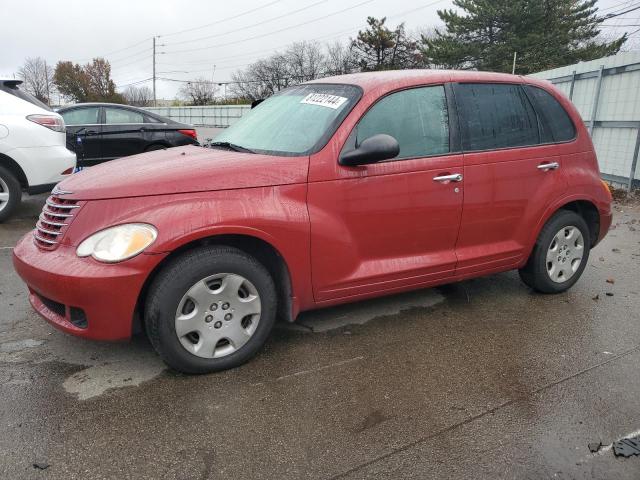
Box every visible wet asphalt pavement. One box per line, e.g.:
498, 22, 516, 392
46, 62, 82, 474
1, 194, 640, 479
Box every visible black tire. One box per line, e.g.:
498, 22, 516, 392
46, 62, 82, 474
145, 246, 277, 374
0, 165, 22, 223
519, 210, 591, 293
145, 144, 168, 152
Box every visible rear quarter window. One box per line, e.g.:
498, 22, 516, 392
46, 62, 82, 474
524, 85, 576, 143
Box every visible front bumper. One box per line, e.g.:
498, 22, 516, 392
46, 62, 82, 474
13, 233, 167, 341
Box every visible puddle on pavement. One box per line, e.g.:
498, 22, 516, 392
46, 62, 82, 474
63, 359, 165, 401
0, 338, 44, 353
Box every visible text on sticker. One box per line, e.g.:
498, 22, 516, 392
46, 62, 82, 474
300, 93, 348, 109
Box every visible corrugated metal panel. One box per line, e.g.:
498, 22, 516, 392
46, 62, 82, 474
530, 52, 640, 187
144, 105, 251, 127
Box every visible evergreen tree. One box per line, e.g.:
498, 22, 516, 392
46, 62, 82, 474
422, 0, 626, 74
352, 17, 422, 71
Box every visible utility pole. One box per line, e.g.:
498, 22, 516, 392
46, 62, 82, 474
152, 36, 156, 107
512, 52, 517, 75
44, 62, 51, 107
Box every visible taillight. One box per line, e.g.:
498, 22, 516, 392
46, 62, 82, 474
178, 129, 198, 141
27, 114, 65, 133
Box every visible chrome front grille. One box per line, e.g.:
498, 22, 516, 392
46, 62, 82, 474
33, 195, 80, 249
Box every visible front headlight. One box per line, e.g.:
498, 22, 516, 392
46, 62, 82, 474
76, 223, 157, 263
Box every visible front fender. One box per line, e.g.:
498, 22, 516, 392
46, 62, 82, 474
64, 185, 314, 312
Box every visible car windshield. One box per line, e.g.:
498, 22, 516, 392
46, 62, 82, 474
214, 83, 361, 156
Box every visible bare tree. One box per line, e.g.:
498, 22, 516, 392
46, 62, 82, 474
123, 85, 153, 106
18, 57, 53, 104
178, 78, 218, 105
288, 41, 324, 81
324, 41, 359, 75
230, 41, 329, 100
230, 55, 292, 101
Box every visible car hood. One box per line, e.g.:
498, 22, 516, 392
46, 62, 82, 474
57, 146, 309, 200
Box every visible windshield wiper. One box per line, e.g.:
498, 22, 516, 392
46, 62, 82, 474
209, 141, 255, 154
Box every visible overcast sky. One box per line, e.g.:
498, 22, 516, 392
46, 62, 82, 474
2, 0, 637, 100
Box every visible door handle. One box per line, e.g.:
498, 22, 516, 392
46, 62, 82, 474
537, 162, 559, 171
85, 129, 97, 136
433, 173, 463, 183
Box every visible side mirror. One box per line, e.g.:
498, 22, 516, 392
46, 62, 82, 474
339, 134, 400, 166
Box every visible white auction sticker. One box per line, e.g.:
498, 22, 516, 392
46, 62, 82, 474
300, 93, 348, 109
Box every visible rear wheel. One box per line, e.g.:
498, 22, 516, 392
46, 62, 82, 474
145, 246, 277, 374
0, 165, 21, 223
519, 210, 591, 293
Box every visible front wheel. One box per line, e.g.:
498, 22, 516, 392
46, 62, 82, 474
145, 246, 277, 374
519, 210, 591, 293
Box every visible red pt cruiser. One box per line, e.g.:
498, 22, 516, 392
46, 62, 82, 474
13, 71, 612, 373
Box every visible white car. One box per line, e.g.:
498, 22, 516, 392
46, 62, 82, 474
0, 80, 76, 222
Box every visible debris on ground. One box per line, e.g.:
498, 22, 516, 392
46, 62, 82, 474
613, 435, 640, 457
609, 185, 640, 206
592, 294, 599, 301
588, 442, 602, 453
606, 292, 615, 297
606, 278, 615, 284
33, 461, 49, 470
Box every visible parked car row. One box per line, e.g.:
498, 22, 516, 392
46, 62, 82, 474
58, 103, 198, 167
0, 81, 198, 221
12, 70, 612, 374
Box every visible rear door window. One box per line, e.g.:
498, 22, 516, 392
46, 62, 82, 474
524, 85, 576, 143
60, 107, 100, 125
355, 85, 450, 159
104, 107, 144, 124
454, 83, 539, 151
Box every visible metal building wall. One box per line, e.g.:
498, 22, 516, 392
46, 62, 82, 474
529, 51, 640, 190
144, 105, 251, 128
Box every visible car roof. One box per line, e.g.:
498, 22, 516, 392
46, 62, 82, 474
58, 102, 145, 110
57, 102, 186, 126
306, 69, 535, 92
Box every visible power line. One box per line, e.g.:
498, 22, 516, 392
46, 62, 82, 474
118, 77, 154, 88
601, 4, 640, 19
165, 0, 328, 47
73, 37, 152, 63
108, 47, 153, 65
74, 1, 283, 63
163, 0, 376, 55
116, 0, 449, 91
599, 0, 636, 12
158, 0, 282, 39
159, 0, 447, 71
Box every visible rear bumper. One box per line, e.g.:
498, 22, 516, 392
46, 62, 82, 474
13, 233, 166, 341
27, 182, 57, 195
597, 210, 613, 245
8, 145, 76, 187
